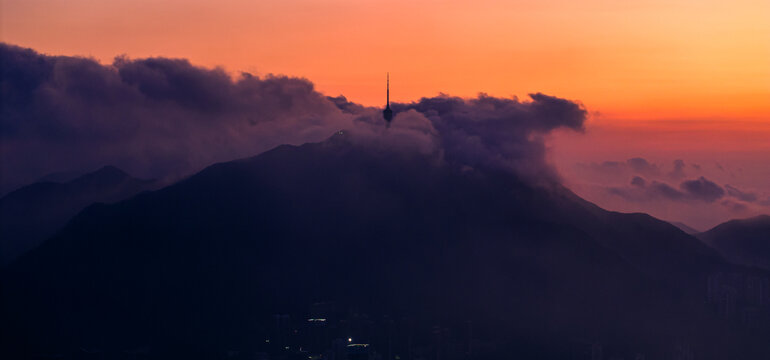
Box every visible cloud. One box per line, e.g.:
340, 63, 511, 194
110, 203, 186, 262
720, 199, 749, 213
0, 43, 354, 192
627, 157, 660, 177
667, 159, 686, 179
630, 176, 646, 187
655, 181, 689, 201
680, 176, 725, 203
574, 157, 709, 189
608, 176, 725, 203
724, 184, 758, 203
0, 43, 586, 192
396, 92, 586, 182
327, 95, 366, 114
608, 179, 684, 202
575, 157, 661, 184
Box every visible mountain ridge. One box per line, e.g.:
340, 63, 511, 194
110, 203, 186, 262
1, 134, 767, 358
0, 165, 157, 265
697, 214, 770, 271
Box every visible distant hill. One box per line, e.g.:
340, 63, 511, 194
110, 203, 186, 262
1, 134, 766, 358
35, 170, 86, 184
697, 215, 770, 270
670, 221, 701, 235
0, 166, 156, 265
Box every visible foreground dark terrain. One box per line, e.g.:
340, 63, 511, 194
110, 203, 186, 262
2, 133, 769, 359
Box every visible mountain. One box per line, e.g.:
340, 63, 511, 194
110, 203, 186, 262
36, 170, 86, 184
697, 215, 770, 270
1, 134, 767, 359
670, 221, 701, 235
0, 166, 156, 265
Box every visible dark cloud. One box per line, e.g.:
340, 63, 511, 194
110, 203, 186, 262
395, 92, 586, 181
627, 157, 660, 176
326, 95, 366, 114
1, 43, 353, 192
668, 159, 686, 179
653, 181, 688, 201
608, 179, 684, 202
631, 176, 646, 187
608, 176, 726, 203
724, 184, 758, 202
0, 43, 586, 192
680, 177, 725, 203
575, 158, 708, 188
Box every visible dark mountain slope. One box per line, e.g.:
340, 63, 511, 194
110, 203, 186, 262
542, 188, 723, 294
0, 166, 156, 265
1, 134, 766, 358
697, 215, 770, 270
670, 221, 701, 235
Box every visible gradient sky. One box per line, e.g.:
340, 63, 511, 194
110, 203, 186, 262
2, 0, 769, 228
3, 0, 769, 120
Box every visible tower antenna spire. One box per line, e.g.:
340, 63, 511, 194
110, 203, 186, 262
383, 72, 393, 124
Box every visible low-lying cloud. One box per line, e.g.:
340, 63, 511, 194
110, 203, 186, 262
724, 184, 758, 203
576, 157, 700, 183
0, 43, 587, 193
668, 159, 686, 180
627, 157, 661, 177
575, 157, 666, 183
609, 174, 764, 210
680, 177, 725, 202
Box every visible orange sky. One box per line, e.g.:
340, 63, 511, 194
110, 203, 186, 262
2, 0, 769, 121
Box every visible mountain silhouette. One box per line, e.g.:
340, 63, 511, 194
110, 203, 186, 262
697, 215, 770, 271
0, 166, 156, 265
1, 133, 767, 359
35, 170, 86, 184
670, 221, 701, 235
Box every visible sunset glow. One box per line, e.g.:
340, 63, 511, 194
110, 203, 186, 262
3, 0, 769, 121
4, 1, 770, 357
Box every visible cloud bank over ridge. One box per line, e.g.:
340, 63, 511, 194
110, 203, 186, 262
564, 154, 770, 230
0, 43, 586, 193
